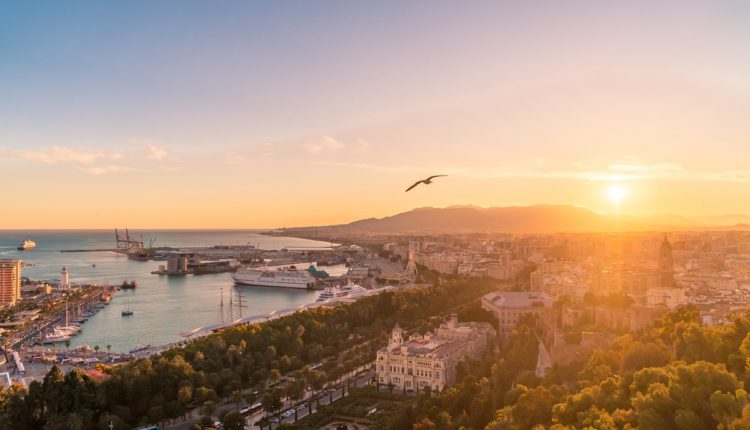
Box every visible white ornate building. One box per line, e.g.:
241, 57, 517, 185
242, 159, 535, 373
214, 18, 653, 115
376, 315, 495, 392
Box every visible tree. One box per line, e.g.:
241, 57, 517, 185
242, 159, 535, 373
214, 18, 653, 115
202, 400, 217, 421
106, 344, 112, 356
64, 339, 71, 350
413, 417, 437, 430
221, 411, 245, 430
231, 390, 242, 412
94, 345, 100, 353
178, 386, 193, 405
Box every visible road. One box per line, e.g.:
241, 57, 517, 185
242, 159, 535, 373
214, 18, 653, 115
161, 365, 374, 430
248, 370, 375, 429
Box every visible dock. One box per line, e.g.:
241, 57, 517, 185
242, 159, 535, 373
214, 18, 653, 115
61, 248, 119, 253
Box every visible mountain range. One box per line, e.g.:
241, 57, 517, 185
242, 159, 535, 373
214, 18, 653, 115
285, 205, 750, 234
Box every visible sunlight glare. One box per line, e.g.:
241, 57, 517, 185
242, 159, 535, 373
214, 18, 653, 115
608, 184, 627, 205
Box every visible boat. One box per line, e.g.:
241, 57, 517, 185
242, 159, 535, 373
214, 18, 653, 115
42, 332, 71, 344
55, 325, 81, 334
129, 344, 152, 354
120, 280, 137, 290
122, 300, 133, 316
17, 240, 36, 251
316, 282, 369, 302
232, 266, 317, 289
41, 327, 76, 343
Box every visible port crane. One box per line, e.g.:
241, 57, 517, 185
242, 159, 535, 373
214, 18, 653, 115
114, 228, 144, 252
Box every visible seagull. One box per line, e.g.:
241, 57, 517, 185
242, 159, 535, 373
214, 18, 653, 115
405, 175, 447, 192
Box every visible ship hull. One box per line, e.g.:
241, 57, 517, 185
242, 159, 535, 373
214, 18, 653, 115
232, 278, 312, 289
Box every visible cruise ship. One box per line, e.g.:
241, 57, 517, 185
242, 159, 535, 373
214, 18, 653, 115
17, 240, 36, 251
316, 282, 369, 302
232, 266, 317, 289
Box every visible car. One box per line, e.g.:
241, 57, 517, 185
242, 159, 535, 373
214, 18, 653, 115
282, 410, 294, 418
296, 404, 307, 411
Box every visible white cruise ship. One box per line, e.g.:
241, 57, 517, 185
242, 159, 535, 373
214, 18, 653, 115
232, 266, 317, 289
316, 283, 369, 302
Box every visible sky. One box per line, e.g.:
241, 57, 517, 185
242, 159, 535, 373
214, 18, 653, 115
2, 1, 750, 228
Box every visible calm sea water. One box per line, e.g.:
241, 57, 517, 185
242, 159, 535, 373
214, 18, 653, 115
0, 230, 342, 352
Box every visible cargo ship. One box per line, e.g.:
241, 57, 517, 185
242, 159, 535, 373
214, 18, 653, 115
232, 266, 317, 289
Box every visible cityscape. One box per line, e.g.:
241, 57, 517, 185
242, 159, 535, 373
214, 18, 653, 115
3, 2, 750, 430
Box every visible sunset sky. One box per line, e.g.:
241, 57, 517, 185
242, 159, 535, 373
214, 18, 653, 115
2, 1, 750, 228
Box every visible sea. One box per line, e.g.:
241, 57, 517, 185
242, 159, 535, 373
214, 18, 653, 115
0, 230, 344, 352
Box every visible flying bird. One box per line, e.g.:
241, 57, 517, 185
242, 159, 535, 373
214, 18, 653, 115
405, 175, 447, 192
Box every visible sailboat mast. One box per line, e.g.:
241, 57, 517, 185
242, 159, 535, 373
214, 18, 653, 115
219, 288, 224, 323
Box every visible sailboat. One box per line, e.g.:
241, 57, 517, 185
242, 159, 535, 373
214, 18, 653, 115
122, 300, 133, 316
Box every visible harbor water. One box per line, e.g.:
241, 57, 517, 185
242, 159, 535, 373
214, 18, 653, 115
0, 230, 343, 352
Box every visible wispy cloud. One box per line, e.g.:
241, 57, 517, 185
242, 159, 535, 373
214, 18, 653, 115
75, 165, 135, 175
303, 136, 345, 155
314, 160, 750, 183
143, 143, 169, 161
8, 145, 123, 165
224, 142, 275, 165
1, 141, 177, 175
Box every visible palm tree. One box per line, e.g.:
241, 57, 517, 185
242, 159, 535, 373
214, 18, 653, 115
64, 339, 71, 350
106, 344, 112, 356
231, 390, 243, 412
94, 345, 100, 354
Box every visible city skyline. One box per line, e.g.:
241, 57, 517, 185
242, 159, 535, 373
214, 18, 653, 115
3, 1, 750, 228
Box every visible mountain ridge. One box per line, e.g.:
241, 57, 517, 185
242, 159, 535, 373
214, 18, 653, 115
283, 205, 750, 234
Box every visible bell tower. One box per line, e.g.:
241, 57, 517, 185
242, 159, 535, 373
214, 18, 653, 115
389, 323, 403, 348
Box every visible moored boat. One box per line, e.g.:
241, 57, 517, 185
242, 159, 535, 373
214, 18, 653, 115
232, 266, 316, 289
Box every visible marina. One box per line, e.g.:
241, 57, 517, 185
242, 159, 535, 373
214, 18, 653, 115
0, 230, 344, 352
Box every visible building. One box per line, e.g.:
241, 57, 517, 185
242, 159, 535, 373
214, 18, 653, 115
646, 286, 686, 309
60, 266, 70, 290
482, 291, 555, 338
659, 236, 675, 287
376, 315, 495, 392
0, 260, 21, 306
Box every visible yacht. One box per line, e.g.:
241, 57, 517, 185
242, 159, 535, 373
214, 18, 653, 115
232, 266, 317, 289
316, 283, 369, 302
129, 344, 152, 354
17, 240, 36, 251
42, 328, 76, 344
55, 325, 81, 335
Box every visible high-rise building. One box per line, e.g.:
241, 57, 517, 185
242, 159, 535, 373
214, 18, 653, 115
60, 266, 70, 290
658, 236, 675, 287
0, 259, 22, 306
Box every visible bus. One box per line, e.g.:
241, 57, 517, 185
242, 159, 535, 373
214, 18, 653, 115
240, 401, 263, 417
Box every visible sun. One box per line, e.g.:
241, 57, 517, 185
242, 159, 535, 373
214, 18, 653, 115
607, 184, 627, 205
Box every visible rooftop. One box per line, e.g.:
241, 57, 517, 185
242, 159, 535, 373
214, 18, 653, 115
483, 291, 555, 308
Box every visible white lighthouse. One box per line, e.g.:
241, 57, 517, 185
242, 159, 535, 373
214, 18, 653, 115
60, 266, 70, 290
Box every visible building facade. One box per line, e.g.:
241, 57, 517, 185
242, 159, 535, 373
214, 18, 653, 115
0, 260, 22, 307
482, 291, 555, 338
376, 315, 495, 392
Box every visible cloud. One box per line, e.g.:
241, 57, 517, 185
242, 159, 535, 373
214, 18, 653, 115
8, 145, 123, 165
75, 165, 135, 175
316, 159, 750, 183
303, 136, 345, 155
143, 143, 169, 161
2, 141, 176, 175
224, 142, 275, 165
